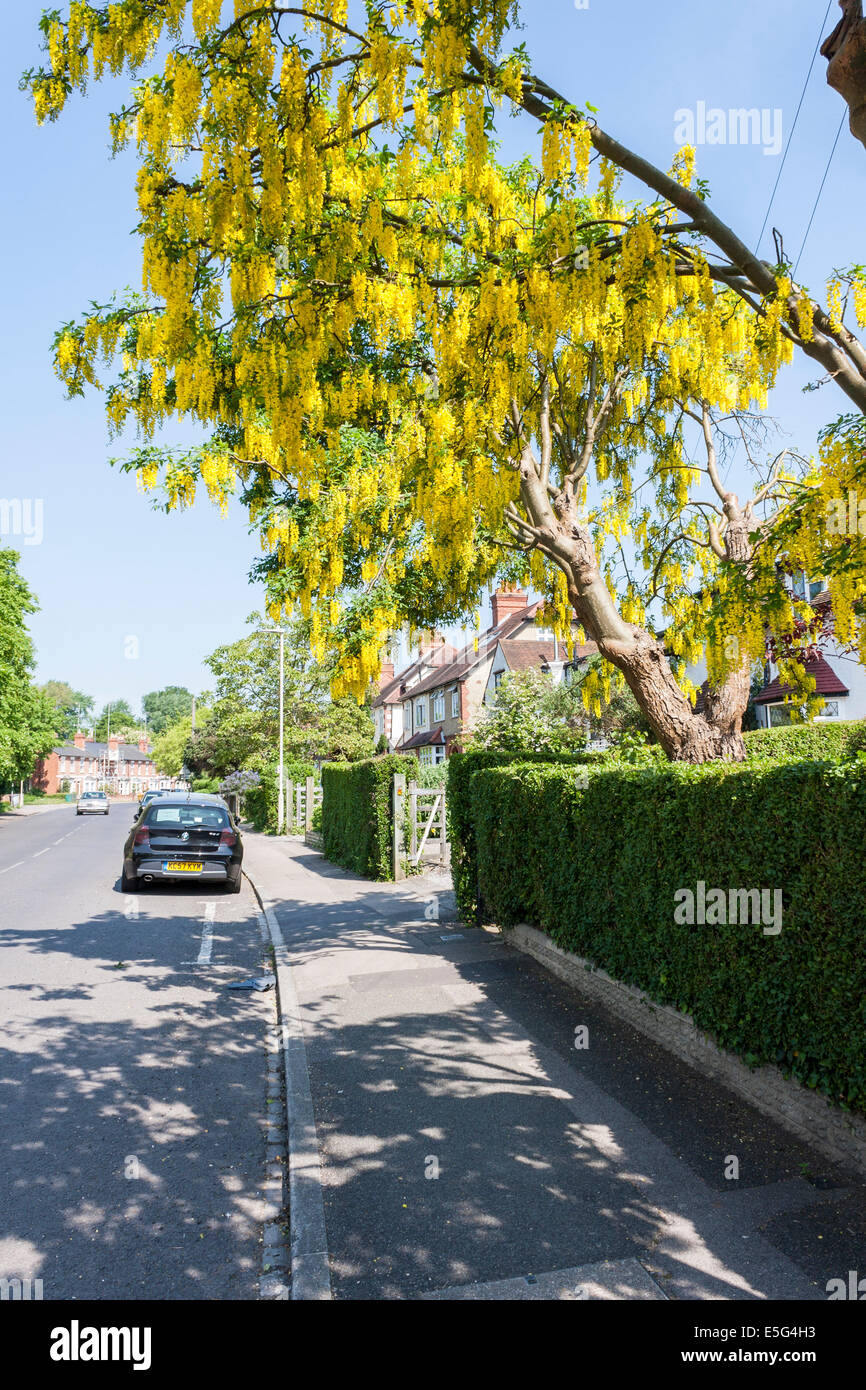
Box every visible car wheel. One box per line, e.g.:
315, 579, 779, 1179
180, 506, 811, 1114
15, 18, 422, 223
225, 875, 243, 894
121, 866, 136, 893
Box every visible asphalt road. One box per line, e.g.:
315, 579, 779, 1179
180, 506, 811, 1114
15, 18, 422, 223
0, 804, 274, 1300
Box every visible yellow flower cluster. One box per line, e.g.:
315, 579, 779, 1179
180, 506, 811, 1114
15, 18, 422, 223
32, 0, 863, 703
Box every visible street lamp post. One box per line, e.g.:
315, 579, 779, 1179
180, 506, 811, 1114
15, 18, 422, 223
258, 627, 286, 834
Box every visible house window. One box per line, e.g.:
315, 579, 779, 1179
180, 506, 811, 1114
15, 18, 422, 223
449, 687, 460, 718
433, 745, 446, 764
415, 698, 427, 730
818, 701, 840, 718
493, 670, 504, 691
792, 571, 826, 601
768, 704, 794, 727
419, 745, 434, 767
433, 691, 445, 721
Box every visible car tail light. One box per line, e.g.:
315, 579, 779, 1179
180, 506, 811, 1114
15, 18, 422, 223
219, 828, 237, 847
133, 826, 150, 847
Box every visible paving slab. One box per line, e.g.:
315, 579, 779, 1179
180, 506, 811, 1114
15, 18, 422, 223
243, 833, 866, 1302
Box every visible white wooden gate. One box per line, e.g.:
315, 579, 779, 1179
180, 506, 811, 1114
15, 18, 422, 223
285, 777, 323, 833
407, 780, 449, 869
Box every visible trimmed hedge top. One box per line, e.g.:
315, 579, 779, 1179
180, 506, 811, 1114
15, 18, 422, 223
743, 720, 866, 763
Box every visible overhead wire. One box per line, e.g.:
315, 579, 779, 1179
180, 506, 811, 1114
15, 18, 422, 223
754, 0, 834, 254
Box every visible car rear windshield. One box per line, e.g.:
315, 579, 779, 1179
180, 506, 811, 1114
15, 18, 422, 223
146, 805, 230, 829
81, 792, 105, 798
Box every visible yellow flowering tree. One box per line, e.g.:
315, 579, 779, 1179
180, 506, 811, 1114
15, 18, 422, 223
25, 1, 866, 760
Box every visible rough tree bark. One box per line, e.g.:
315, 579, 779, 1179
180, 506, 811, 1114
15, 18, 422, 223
822, 0, 866, 151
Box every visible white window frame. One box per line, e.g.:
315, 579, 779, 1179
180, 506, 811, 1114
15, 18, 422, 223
419, 745, 434, 767
415, 698, 428, 730
449, 687, 460, 718
433, 744, 446, 764
433, 690, 445, 721
816, 700, 841, 719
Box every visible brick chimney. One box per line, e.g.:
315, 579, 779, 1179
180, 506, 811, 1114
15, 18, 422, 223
490, 587, 528, 628
108, 734, 120, 755
379, 660, 395, 686
73, 731, 86, 750
138, 734, 149, 753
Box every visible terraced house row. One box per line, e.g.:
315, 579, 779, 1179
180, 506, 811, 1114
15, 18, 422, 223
33, 731, 183, 797
372, 588, 597, 764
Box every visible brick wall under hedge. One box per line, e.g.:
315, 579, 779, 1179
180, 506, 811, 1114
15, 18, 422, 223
322, 754, 418, 880
448, 750, 866, 1116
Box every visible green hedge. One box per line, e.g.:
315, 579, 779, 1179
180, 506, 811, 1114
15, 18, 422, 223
452, 755, 866, 1114
743, 720, 866, 763
322, 754, 418, 879
245, 760, 315, 833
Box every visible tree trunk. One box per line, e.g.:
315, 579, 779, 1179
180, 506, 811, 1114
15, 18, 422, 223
519, 467, 750, 763
822, 1, 866, 152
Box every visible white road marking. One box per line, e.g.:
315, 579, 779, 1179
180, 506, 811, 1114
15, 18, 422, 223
32, 849, 49, 859
0, 861, 24, 876
196, 901, 217, 963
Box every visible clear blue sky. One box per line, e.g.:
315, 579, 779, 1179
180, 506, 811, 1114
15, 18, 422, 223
1, 1, 859, 712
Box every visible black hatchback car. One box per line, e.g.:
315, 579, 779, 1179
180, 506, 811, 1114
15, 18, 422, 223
121, 794, 243, 893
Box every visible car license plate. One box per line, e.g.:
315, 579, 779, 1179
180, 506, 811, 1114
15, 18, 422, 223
164, 860, 203, 872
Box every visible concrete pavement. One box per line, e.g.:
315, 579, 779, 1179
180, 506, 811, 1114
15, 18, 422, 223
242, 832, 866, 1301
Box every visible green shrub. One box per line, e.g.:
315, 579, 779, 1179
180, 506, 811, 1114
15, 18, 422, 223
190, 775, 220, 793
415, 760, 448, 788
453, 754, 866, 1115
743, 720, 866, 764
244, 760, 315, 833
322, 754, 418, 879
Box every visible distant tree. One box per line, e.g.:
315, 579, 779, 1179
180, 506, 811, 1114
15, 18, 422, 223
151, 711, 211, 777
93, 701, 136, 741
37, 680, 94, 741
0, 548, 59, 787
142, 686, 194, 736
188, 616, 374, 777
314, 698, 376, 763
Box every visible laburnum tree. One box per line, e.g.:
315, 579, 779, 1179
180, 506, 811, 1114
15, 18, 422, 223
25, 1, 866, 760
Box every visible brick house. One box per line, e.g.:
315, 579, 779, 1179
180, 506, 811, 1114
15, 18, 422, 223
33, 731, 183, 798
383, 589, 597, 766
372, 636, 457, 751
